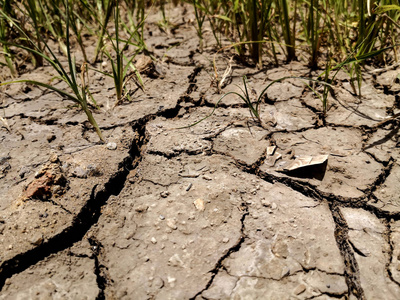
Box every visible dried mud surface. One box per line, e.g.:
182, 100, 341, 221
1, 5, 400, 300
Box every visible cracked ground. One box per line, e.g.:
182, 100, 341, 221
1, 5, 400, 300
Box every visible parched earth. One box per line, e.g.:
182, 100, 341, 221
1, 5, 400, 300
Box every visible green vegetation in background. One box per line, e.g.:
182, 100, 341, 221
0, 0, 150, 141
1, 2, 105, 140
0, 0, 399, 139
95, 0, 145, 106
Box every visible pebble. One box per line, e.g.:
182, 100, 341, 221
151, 237, 157, 244
39, 212, 49, 218
202, 175, 212, 181
46, 134, 56, 142
168, 254, 184, 267
106, 142, 117, 150
193, 199, 205, 211
160, 191, 170, 198
86, 164, 100, 176
166, 219, 177, 230
61, 163, 69, 173
19, 166, 30, 178
72, 167, 87, 178
51, 185, 62, 195
159, 215, 165, 220
30, 233, 44, 246
49, 153, 59, 163
222, 237, 229, 243
167, 276, 176, 287
271, 202, 277, 210
152, 277, 164, 289
185, 183, 192, 191
261, 199, 271, 207
294, 284, 306, 295
135, 205, 148, 213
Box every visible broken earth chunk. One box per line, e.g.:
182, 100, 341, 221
266, 146, 276, 156
21, 155, 68, 201
276, 154, 329, 172
193, 198, 205, 211
265, 145, 282, 167
135, 55, 164, 79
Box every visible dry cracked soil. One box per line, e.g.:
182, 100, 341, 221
1, 5, 400, 300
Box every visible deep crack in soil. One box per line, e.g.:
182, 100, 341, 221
0, 121, 147, 290
0, 61, 202, 295
330, 203, 365, 299
189, 202, 249, 300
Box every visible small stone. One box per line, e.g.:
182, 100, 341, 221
193, 198, 205, 211
261, 199, 271, 207
30, 233, 44, 245
202, 175, 212, 181
222, 237, 229, 243
294, 284, 306, 295
106, 142, 117, 150
19, 166, 30, 178
167, 276, 176, 287
159, 215, 165, 220
86, 164, 100, 176
51, 185, 62, 195
101, 61, 107, 67
271, 202, 277, 210
151, 237, 157, 244
135, 205, 148, 213
166, 219, 177, 230
185, 183, 192, 191
152, 277, 164, 289
46, 134, 56, 142
72, 167, 87, 178
168, 254, 184, 267
39, 212, 48, 218
0, 161, 11, 173
61, 163, 69, 173
49, 153, 59, 163
8, 244, 12, 250
160, 191, 170, 198
267, 145, 277, 156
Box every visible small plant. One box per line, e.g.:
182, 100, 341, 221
192, 0, 206, 51
73, 0, 114, 63
95, 0, 144, 106
0, 0, 16, 77
0, 1, 104, 142
181, 75, 334, 129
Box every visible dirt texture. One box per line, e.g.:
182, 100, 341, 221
1, 4, 400, 300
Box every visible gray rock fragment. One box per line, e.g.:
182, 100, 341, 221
72, 166, 87, 178
106, 142, 117, 150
